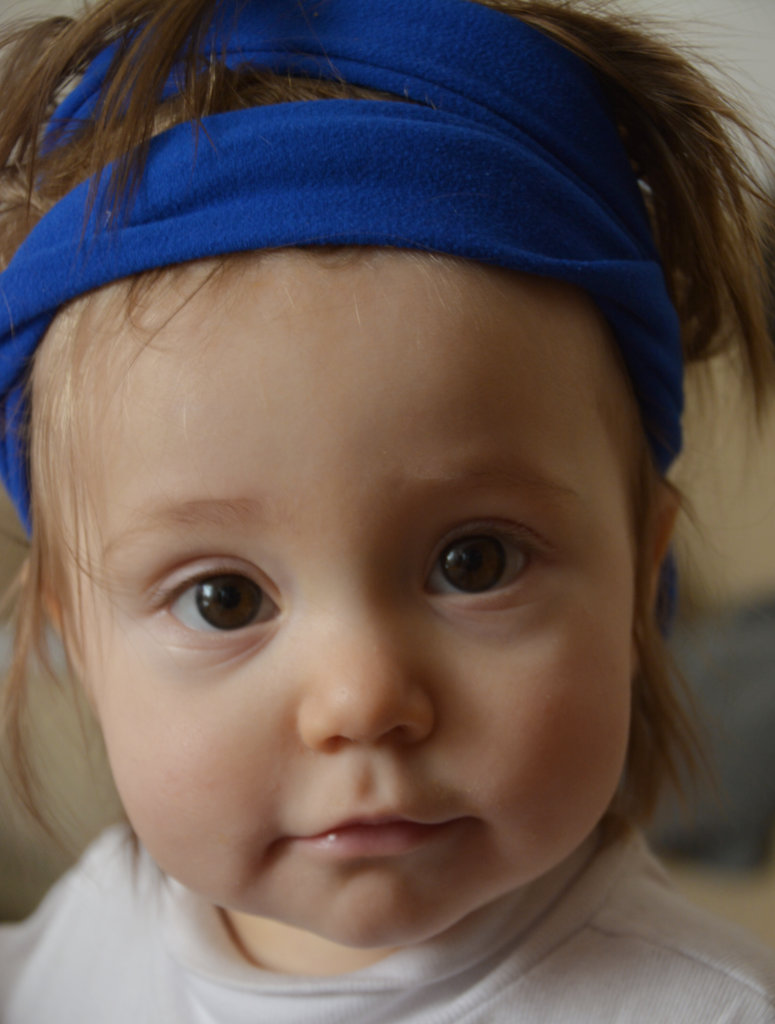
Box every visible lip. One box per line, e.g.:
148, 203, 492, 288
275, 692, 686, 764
294, 816, 462, 859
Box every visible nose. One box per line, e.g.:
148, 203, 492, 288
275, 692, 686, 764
296, 620, 436, 752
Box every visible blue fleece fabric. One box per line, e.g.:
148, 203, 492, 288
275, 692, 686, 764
0, 0, 682, 532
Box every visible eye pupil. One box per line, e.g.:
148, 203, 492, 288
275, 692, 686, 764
195, 575, 263, 630
441, 536, 506, 593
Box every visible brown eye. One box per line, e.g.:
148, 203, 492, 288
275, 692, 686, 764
439, 536, 507, 593
184, 574, 268, 631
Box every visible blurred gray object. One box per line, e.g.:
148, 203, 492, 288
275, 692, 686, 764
0, 1, 81, 16
0, 626, 120, 921
650, 598, 775, 869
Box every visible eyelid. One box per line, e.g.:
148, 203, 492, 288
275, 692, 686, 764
431, 519, 548, 561
425, 519, 546, 594
171, 574, 277, 633
149, 559, 275, 613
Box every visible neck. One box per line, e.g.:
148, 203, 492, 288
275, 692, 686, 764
220, 909, 396, 976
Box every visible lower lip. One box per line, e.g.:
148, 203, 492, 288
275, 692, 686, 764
298, 820, 457, 859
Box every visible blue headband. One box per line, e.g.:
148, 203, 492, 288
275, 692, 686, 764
0, 0, 683, 533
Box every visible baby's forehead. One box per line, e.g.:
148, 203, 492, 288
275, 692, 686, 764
39, 248, 638, 459
74, 248, 614, 352
32, 248, 644, 580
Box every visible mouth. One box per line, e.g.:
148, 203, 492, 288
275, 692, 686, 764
294, 815, 464, 859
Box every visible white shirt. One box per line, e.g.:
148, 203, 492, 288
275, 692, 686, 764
2, 825, 774, 1022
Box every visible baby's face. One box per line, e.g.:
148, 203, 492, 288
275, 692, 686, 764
68, 251, 638, 973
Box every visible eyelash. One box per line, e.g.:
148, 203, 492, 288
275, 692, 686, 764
426, 521, 542, 594
154, 520, 545, 633
172, 573, 277, 633
152, 563, 268, 616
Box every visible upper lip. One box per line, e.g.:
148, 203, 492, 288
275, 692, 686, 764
303, 812, 460, 839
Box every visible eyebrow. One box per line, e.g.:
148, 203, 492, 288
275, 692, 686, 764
142, 497, 270, 530
103, 466, 583, 561
102, 497, 277, 561
417, 465, 584, 506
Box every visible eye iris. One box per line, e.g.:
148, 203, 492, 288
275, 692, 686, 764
195, 575, 263, 630
441, 536, 506, 592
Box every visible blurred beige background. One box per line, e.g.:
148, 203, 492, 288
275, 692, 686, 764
0, 0, 774, 948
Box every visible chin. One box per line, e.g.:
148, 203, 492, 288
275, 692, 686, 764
309, 892, 487, 952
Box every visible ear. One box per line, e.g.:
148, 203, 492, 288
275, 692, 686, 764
18, 557, 68, 641
42, 586, 64, 635
42, 581, 87, 688
649, 480, 680, 604
630, 481, 679, 677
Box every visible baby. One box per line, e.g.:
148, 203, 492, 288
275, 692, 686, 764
0, 0, 774, 1020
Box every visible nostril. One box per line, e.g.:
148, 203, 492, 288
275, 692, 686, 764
296, 668, 435, 751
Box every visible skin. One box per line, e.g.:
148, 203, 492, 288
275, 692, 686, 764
56, 251, 668, 976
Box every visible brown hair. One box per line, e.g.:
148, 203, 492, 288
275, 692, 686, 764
0, 0, 772, 826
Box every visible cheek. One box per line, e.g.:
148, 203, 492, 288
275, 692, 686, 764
460, 613, 633, 841
530, 662, 631, 806
80, 624, 271, 856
